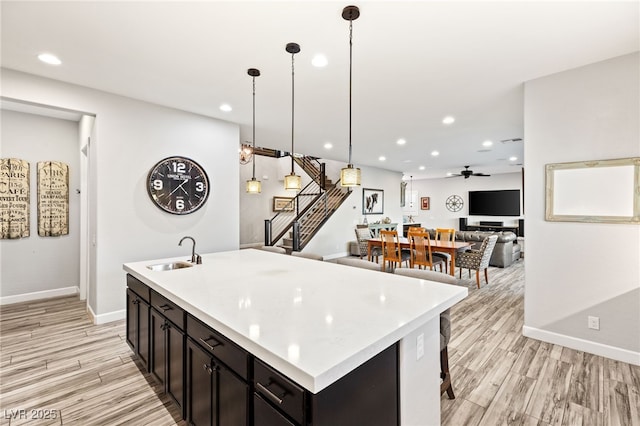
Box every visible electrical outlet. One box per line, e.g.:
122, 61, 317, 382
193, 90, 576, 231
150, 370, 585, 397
416, 333, 424, 360
588, 316, 600, 330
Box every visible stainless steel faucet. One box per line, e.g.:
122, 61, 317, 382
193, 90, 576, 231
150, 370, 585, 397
179, 236, 202, 264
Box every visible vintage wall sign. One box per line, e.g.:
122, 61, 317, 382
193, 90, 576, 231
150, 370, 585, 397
0, 158, 30, 239
37, 161, 69, 237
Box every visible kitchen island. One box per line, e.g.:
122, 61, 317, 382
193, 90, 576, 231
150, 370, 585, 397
123, 249, 467, 425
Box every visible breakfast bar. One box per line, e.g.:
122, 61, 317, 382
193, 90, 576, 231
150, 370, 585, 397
123, 249, 467, 425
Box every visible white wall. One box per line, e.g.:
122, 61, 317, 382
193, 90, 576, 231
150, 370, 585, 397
1, 110, 80, 297
1, 69, 240, 320
406, 172, 523, 230
523, 53, 640, 364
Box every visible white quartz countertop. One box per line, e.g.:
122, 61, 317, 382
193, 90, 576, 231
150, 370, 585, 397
123, 249, 467, 393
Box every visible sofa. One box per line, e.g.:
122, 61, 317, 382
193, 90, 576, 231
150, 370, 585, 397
425, 229, 521, 268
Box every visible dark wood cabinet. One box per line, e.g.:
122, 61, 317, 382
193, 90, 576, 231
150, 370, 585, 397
125, 274, 399, 426
186, 338, 248, 426
126, 287, 150, 371
253, 394, 296, 426
150, 297, 185, 418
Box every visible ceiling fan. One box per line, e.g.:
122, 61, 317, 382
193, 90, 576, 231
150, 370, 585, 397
449, 165, 491, 179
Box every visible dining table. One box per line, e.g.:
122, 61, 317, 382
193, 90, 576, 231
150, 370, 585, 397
367, 236, 473, 276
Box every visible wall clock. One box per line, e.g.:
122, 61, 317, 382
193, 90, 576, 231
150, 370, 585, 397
147, 156, 210, 215
446, 195, 464, 212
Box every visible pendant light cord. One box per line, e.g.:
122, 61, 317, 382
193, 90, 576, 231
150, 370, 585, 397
252, 75, 256, 179
291, 51, 295, 174
348, 18, 353, 166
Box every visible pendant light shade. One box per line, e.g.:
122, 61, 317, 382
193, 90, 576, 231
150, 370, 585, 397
284, 42, 302, 191
246, 68, 261, 194
340, 5, 361, 187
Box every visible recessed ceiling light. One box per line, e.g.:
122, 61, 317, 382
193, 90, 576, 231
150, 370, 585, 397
396, 138, 406, 145
378, 156, 386, 161
419, 166, 425, 170
509, 156, 518, 161
37, 53, 61, 65
482, 140, 493, 147
324, 142, 333, 149
431, 150, 439, 157
312, 54, 328, 67
219, 104, 232, 112
442, 116, 455, 125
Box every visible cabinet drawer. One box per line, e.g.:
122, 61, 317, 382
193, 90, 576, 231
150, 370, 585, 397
127, 274, 150, 303
150, 290, 184, 330
254, 359, 305, 425
187, 314, 248, 380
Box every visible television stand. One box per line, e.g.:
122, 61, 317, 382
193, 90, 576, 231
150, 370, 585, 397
465, 224, 519, 234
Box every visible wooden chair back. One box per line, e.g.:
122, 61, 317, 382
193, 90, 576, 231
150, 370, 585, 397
409, 231, 443, 271
380, 229, 402, 271
435, 228, 456, 242
406, 227, 426, 237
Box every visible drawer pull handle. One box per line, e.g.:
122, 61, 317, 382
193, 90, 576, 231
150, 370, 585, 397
157, 304, 172, 312
256, 381, 287, 405
199, 336, 222, 351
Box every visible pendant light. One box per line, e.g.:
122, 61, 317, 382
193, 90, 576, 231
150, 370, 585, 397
246, 68, 261, 194
283, 42, 302, 191
340, 5, 361, 187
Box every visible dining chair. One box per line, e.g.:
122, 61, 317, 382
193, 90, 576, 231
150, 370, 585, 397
432, 228, 456, 274
393, 268, 458, 399
408, 231, 444, 272
454, 235, 498, 288
355, 225, 381, 263
336, 257, 381, 271
380, 230, 410, 272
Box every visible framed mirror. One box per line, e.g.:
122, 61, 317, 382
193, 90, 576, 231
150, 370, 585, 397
545, 157, 639, 224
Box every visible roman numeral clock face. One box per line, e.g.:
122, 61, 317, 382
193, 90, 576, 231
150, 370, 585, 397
147, 156, 210, 215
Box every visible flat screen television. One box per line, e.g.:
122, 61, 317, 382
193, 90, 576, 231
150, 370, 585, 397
468, 190, 521, 216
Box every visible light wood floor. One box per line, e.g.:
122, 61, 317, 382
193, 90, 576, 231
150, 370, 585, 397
441, 260, 640, 426
0, 260, 638, 425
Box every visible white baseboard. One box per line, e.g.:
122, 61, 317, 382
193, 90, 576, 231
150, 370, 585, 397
0, 286, 79, 305
86, 304, 125, 325
523, 326, 640, 366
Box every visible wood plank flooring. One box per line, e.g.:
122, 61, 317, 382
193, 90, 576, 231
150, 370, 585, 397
441, 260, 640, 426
0, 260, 638, 425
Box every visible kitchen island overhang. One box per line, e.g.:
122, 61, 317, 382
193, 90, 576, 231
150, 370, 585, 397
124, 249, 468, 424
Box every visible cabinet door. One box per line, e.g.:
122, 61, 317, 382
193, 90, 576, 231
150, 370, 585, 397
126, 289, 150, 371
137, 299, 150, 370
126, 289, 139, 354
219, 366, 248, 426
166, 321, 184, 415
150, 309, 166, 387
253, 394, 296, 426
186, 338, 216, 426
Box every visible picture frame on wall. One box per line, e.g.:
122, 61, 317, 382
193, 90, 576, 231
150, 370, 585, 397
420, 197, 430, 210
273, 196, 295, 212
362, 188, 384, 215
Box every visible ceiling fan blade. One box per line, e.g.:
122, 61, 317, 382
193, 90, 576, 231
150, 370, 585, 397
472, 173, 491, 177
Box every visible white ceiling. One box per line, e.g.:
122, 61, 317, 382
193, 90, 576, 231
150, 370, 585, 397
2, 1, 638, 179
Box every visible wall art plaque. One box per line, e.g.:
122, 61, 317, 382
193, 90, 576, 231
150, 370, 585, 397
37, 161, 69, 237
0, 158, 30, 239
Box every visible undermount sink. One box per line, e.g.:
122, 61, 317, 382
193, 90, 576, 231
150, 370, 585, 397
147, 261, 193, 271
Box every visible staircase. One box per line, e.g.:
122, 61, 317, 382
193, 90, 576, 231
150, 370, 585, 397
264, 155, 351, 252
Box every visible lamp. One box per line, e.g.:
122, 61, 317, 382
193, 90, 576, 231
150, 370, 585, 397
246, 68, 261, 194
340, 5, 361, 187
283, 42, 302, 191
